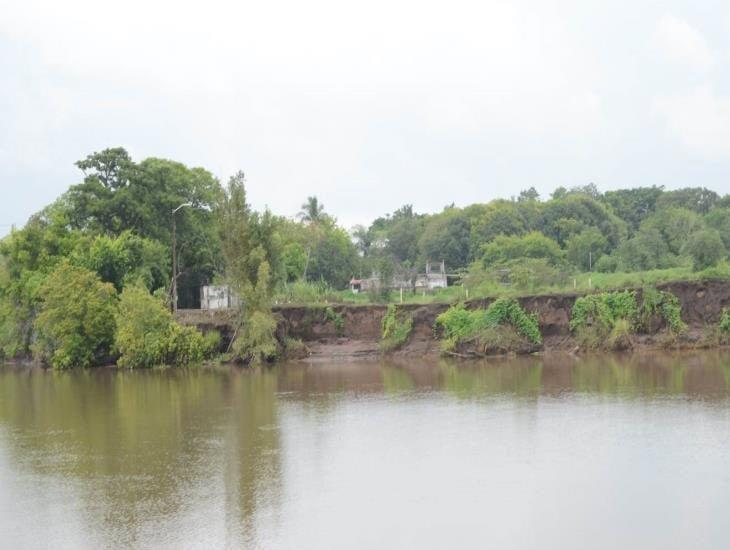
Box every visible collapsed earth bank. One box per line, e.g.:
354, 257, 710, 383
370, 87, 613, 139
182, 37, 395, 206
176, 280, 730, 360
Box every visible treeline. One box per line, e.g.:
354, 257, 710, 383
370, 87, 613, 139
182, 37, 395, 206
356, 183, 730, 280
1, 147, 729, 366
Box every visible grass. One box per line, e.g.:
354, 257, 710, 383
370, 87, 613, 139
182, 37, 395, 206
272, 262, 730, 307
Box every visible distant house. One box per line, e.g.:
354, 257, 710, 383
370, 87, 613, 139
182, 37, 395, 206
349, 272, 412, 293
200, 285, 240, 310
414, 261, 447, 292
350, 261, 448, 293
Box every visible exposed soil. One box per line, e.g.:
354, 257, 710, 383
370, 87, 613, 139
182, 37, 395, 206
176, 279, 730, 361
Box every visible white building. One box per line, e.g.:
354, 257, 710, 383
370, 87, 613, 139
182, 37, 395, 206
350, 262, 448, 293
414, 261, 448, 291
200, 285, 240, 310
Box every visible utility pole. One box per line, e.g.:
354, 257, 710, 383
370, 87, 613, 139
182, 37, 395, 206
171, 202, 193, 312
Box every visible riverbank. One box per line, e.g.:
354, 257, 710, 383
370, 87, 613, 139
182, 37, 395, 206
176, 279, 730, 361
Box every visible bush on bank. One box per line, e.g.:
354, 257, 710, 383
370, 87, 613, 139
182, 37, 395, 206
640, 286, 687, 335
435, 298, 541, 355
570, 290, 638, 349
115, 285, 218, 368
570, 287, 687, 349
33, 262, 117, 369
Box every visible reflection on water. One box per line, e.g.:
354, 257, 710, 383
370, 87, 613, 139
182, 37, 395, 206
1, 352, 729, 549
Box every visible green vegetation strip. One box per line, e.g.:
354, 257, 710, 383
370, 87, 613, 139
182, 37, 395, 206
435, 298, 541, 352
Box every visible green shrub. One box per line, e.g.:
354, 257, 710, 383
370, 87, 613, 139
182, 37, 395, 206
570, 290, 638, 331
233, 310, 279, 365
684, 229, 725, 271
640, 286, 687, 335
570, 290, 638, 349
595, 255, 618, 273
115, 285, 214, 368
33, 263, 117, 369
380, 304, 413, 351
435, 298, 541, 352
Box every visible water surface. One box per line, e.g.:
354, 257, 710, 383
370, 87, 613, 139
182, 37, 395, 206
1, 352, 730, 549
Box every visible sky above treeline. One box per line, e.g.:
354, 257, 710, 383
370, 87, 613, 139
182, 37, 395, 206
1, 0, 730, 237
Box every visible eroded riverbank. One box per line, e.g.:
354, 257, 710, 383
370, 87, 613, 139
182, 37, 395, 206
177, 279, 730, 361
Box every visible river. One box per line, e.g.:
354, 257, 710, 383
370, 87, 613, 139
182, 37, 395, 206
1, 352, 729, 549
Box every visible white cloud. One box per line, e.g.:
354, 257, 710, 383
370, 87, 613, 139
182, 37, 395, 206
652, 14, 715, 71
653, 85, 730, 159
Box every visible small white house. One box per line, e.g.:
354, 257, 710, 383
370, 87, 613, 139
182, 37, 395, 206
200, 285, 240, 310
414, 261, 447, 291
350, 262, 448, 294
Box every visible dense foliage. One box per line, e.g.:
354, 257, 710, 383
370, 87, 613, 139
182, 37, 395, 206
435, 299, 541, 352
570, 291, 638, 332
570, 291, 641, 349
33, 263, 117, 369
115, 285, 217, 368
640, 287, 687, 335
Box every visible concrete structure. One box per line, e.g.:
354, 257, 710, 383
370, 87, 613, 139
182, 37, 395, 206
200, 285, 240, 310
414, 261, 447, 292
350, 262, 448, 294
350, 273, 412, 293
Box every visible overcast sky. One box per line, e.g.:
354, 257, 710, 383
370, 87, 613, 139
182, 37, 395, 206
2, 0, 730, 237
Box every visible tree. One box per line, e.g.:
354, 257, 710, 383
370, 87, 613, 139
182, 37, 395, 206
601, 186, 664, 234
71, 231, 169, 292
386, 216, 422, 264
418, 212, 471, 270
75, 147, 135, 190
351, 225, 372, 257
66, 149, 222, 307
615, 228, 674, 271
566, 228, 609, 271
551, 186, 568, 200
517, 187, 540, 202
216, 173, 280, 362
307, 224, 360, 288
482, 232, 564, 267
470, 200, 532, 255
641, 207, 703, 255
568, 183, 601, 198
656, 187, 719, 215
281, 242, 308, 282
298, 196, 326, 224
704, 208, 730, 251
684, 230, 725, 271
0, 205, 81, 357
33, 263, 117, 369
538, 195, 626, 248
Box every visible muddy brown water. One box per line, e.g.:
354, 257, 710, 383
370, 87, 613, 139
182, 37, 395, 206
1, 352, 730, 549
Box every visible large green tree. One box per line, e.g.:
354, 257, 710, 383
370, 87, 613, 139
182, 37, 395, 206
538, 195, 626, 248
418, 211, 471, 270
601, 186, 664, 234
66, 148, 222, 306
